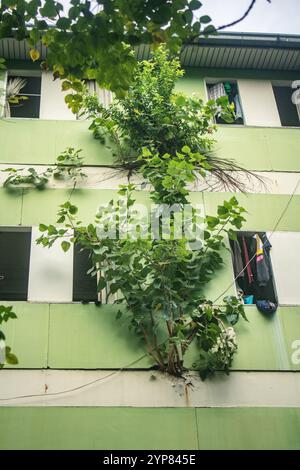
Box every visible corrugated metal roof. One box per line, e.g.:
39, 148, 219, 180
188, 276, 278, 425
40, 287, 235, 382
0, 38, 47, 61
1, 32, 300, 72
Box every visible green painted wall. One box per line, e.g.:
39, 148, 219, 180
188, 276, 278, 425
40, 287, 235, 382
2, 187, 300, 230
1, 187, 300, 371
195, 407, 300, 450
0, 119, 114, 166
203, 192, 300, 232
0, 407, 299, 450
1, 303, 49, 368
1, 302, 299, 371
175, 68, 206, 98
1, 119, 300, 171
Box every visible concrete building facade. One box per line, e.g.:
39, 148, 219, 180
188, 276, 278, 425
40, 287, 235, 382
0, 33, 300, 450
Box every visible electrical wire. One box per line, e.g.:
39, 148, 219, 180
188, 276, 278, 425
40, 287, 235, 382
0, 349, 151, 402
1, 177, 299, 402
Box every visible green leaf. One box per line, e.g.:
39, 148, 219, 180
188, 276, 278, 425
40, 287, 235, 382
227, 229, 237, 241
61, 241, 71, 252
217, 205, 229, 216
97, 277, 106, 290
203, 25, 217, 35
56, 17, 71, 29
229, 196, 239, 206
116, 310, 123, 320
39, 223, 48, 232
200, 15, 212, 24
5, 350, 18, 365
181, 145, 190, 154
175, 95, 186, 106
40, 0, 58, 18
189, 0, 202, 10
69, 205, 78, 215
48, 225, 57, 235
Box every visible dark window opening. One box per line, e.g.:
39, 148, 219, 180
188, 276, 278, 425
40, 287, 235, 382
273, 85, 300, 127
0, 229, 32, 301
230, 231, 277, 306
73, 244, 98, 302
207, 80, 244, 125
7, 75, 41, 118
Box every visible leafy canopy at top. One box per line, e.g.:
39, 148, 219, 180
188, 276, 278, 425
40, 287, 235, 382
0, 0, 213, 95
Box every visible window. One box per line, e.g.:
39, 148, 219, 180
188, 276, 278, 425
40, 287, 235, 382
6, 73, 41, 118
206, 80, 244, 125
73, 243, 119, 304
73, 244, 98, 302
273, 84, 300, 127
0, 228, 32, 301
230, 231, 277, 306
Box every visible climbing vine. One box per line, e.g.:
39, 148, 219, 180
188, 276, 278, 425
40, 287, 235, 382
2, 147, 86, 190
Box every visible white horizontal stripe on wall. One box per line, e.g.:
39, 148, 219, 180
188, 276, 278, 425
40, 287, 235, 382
238, 79, 281, 127
27, 226, 74, 302
0, 370, 300, 407
1, 164, 300, 194
268, 231, 300, 305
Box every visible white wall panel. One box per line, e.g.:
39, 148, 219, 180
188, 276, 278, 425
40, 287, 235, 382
1, 370, 300, 407
268, 231, 300, 305
0, 70, 7, 118
238, 79, 281, 127
28, 226, 74, 302
40, 71, 76, 120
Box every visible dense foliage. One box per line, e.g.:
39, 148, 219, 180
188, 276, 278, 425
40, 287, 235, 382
35, 47, 250, 378
76, 46, 260, 192
38, 186, 248, 377
0, 0, 214, 95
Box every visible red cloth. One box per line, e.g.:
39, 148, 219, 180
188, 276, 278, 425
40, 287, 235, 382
242, 236, 254, 284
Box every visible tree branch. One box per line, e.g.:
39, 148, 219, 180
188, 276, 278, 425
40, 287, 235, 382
217, 0, 271, 32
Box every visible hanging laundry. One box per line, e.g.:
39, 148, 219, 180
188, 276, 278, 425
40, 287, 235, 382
208, 82, 226, 101
256, 234, 270, 287
256, 300, 277, 314
260, 233, 272, 272
234, 94, 243, 120
242, 236, 254, 285
231, 240, 244, 278
224, 82, 232, 96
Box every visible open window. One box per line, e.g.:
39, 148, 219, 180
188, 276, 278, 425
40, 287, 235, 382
230, 231, 277, 306
5, 72, 41, 118
0, 228, 32, 301
206, 79, 244, 125
272, 83, 300, 127
73, 243, 98, 302
73, 243, 119, 304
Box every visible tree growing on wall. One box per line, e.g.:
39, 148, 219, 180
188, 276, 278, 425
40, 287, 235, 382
35, 46, 252, 378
